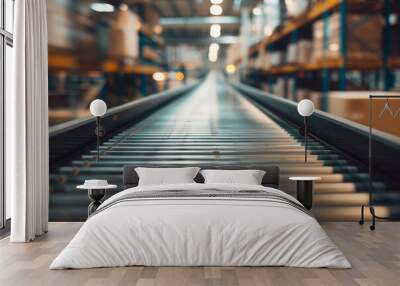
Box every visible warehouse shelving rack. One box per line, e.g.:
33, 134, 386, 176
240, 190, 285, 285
48, 20, 167, 103
137, 26, 167, 96
48, 19, 168, 126
241, 0, 400, 111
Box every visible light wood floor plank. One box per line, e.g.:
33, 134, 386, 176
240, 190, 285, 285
0, 222, 399, 286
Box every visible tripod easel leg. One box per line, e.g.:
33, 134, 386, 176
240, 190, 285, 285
359, 205, 365, 225
369, 207, 376, 231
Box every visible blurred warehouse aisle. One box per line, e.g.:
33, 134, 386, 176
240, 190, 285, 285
46, 0, 400, 137
42, 0, 400, 225
50, 72, 400, 221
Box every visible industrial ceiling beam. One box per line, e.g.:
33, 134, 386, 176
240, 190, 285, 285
164, 35, 239, 45
160, 16, 240, 26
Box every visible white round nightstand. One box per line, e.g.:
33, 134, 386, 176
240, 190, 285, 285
289, 177, 321, 210
77, 184, 117, 216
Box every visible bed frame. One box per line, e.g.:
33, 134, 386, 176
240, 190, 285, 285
123, 165, 280, 189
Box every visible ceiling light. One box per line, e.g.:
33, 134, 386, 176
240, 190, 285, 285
252, 7, 261, 16
210, 24, 221, 38
90, 3, 115, 13
210, 30, 221, 38
209, 43, 220, 51
225, 64, 236, 74
208, 51, 218, 62
211, 24, 221, 31
208, 43, 219, 62
176, 72, 185, 81
329, 43, 339, 52
154, 25, 163, 34
210, 29, 221, 38
152, 72, 165, 81
210, 0, 223, 4
210, 4, 223, 15
389, 13, 397, 25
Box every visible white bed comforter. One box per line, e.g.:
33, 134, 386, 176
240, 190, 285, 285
50, 183, 351, 269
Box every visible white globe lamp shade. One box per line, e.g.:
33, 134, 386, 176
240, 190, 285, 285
297, 99, 315, 117
90, 99, 107, 117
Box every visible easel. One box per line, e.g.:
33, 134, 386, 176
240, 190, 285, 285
359, 95, 400, 230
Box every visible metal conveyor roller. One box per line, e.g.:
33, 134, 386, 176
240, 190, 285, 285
50, 73, 400, 221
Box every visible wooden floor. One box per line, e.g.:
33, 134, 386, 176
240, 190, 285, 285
0, 222, 399, 286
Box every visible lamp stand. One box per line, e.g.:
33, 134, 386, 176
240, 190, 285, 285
304, 116, 308, 163
95, 117, 105, 161
95, 117, 100, 161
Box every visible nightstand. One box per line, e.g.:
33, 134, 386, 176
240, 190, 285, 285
289, 177, 321, 210
77, 181, 117, 216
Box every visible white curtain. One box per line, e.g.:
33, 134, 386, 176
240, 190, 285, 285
9, 0, 49, 242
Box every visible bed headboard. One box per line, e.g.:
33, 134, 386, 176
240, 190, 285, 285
123, 165, 280, 189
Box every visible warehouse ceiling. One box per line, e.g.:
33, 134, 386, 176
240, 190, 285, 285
141, 0, 240, 17
125, 0, 246, 46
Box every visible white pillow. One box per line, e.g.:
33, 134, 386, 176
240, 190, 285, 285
200, 169, 266, 185
135, 167, 200, 186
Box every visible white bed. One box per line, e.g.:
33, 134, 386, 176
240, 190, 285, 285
50, 183, 351, 269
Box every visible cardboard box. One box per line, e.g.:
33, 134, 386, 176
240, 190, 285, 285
109, 10, 140, 59
274, 79, 285, 97
286, 43, 298, 64
312, 13, 384, 62
328, 13, 383, 60
327, 92, 400, 138
297, 40, 313, 64
312, 19, 325, 62
271, 52, 285, 66
297, 89, 311, 101
262, 53, 272, 69
310, 92, 323, 110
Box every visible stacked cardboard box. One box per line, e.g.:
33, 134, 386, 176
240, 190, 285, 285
297, 40, 313, 64
109, 10, 140, 59
271, 52, 285, 66
312, 19, 325, 62
254, 49, 264, 69
274, 79, 286, 97
286, 40, 313, 64
47, 1, 75, 50
262, 53, 272, 70
312, 13, 384, 62
309, 92, 323, 110
295, 91, 400, 138
287, 79, 295, 100
327, 92, 400, 138
297, 89, 311, 102
328, 13, 383, 60
286, 43, 297, 64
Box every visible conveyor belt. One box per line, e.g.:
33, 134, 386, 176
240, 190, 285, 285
50, 73, 400, 221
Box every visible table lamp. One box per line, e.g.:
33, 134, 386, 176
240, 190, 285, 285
297, 99, 315, 163
90, 99, 107, 161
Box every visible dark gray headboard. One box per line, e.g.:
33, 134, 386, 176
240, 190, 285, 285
123, 165, 280, 189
